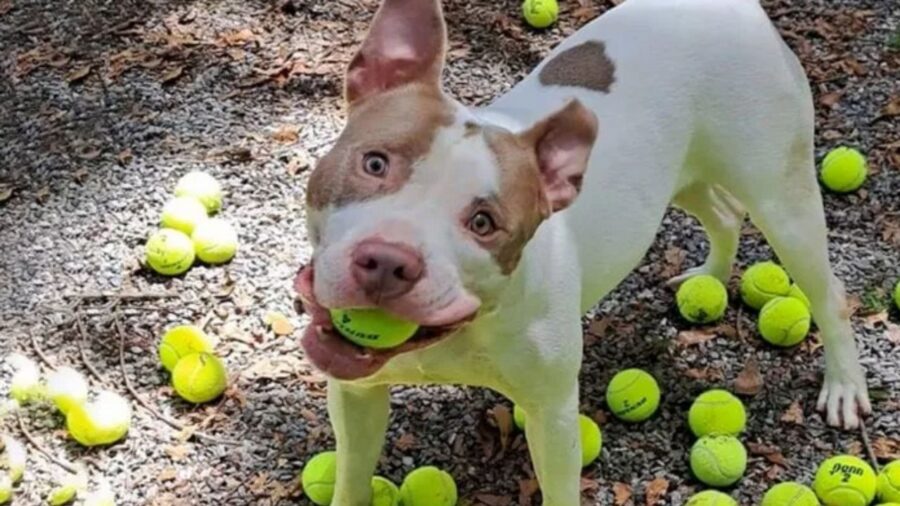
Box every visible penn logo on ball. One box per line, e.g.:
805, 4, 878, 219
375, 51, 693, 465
813, 455, 877, 506
605, 368, 660, 422
330, 308, 419, 349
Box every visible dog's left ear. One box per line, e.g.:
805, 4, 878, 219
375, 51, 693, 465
520, 100, 599, 212
345, 0, 447, 105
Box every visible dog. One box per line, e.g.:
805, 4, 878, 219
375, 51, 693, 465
294, 0, 871, 502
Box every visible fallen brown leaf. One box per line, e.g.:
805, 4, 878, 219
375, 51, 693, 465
395, 432, 416, 451
660, 246, 687, 280
747, 442, 789, 467
780, 401, 805, 425
0, 184, 13, 203
880, 95, 900, 118
489, 404, 513, 451
273, 124, 300, 143
613, 482, 633, 505
734, 357, 763, 396
684, 367, 725, 381
117, 148, 133, 166
886, 323, 900, 344
872, 437, 900, 459
219, 28, 257, 46
161, 66, 184, 84
819, 91, 842, 108
676, 329, 718, 347
644, 477, 669, 505
163, 444, 190, 461
65, 65, 91, 84
518, 479, 539, 506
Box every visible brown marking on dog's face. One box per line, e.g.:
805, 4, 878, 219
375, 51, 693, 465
306, 85, 455, 210
463, 121, 481, 137
539, 41, 616, 93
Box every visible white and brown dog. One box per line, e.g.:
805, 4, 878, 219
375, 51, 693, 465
294, 0, 871, 502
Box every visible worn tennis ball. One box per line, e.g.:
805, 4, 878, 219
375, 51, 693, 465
330, 308, 419, 349
579, 414, 602, 467
814, 455, 877, 506
690, 435, 747, 488
160, 196, 208, 235
894, 280, 900, 311
688, 389, 746, 437
174, 171, 223, 213
0, 476, 11, 505
399, 466, 458, 506
788, 283, 811, 310
158, 325, 216, 372
1, 435, 26, 484
759, 297, 811, 347
372, 476, 401, 506
677, 275, 728, 324
762, 482, 820, 506
740, 261, 791, 310
521, 0, 558, 28
145, 229, 195, 276
301, 451, 336, 506
171, 353, 227, 404
606, 368, 661, 422
7, 354, 42, 404
66, 391, 131, 447
46, 366, 89, 414
513, 404, 526, 431
878, 460, 900, 503
685, 490, 738, 506
191, 218, 238, 264
821, 147, 867, 193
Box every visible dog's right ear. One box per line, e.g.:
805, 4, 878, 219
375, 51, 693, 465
345, 0, 447, 105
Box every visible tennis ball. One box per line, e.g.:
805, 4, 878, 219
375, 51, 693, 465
759, 297, 811, 347
787, 283, 811, 310
171, 353, 227, 404
821, 147, 867, 193
521, 0, 558, 29
400, 467, 457, 506
677, 275, 728, 324
7, 354, 41, 404
174, 171, 223, 213
160, 196, 208, 235
688, 389, 746, 437
66, 391, 131, 446
894, 280, 900, 311
0, 476, 10, 505
191, 218, 238, 264
606, 368, 661, 422
579, 414, 602, 467
685, 490, 738, 506
158, 325, 216, 372
330, 308, 419, 349
690, 435, 747, 487
2, 435, 26, 483
513, 404, 526, 431
372, 476, 401, 506
740, 261, 791, 310
813, 455, 877, 506
878, 460, 900, 503
46, 366, 89, 414
762, 482, 819, 506
301, 451, 336, 506
145, 229, 195, 276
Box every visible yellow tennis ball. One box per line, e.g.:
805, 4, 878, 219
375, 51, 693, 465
740, 261, 791, 310
46, 366, 89, 414
66, 391, 131, 447
191, 218, 238, 264
330, 308, 419, 349
2, 435, 26, 483
821, 147, 867, 193
787, 283, 811, 310
677, 275, 728, 324
688, 389, 746, 437
758, 297, 811, 347
160, 196, 208, 235
685, 490, 738, 506
0, 476, 11, 505
301, 451, 336, 506
513, 404, 526, 431
399, 467, 457, 506
158, 325, 216, 372
690, 435, 747, 487
761, 482, 819, 506
894, 280, 900, 311
579, 414, 602, 467
145, 229, 195, 276
878, 460, 900, 503
521, 0, 558, 28
171, 353, 227, 404
372, 476, 401, 506
174, 171, 223, 213
813, 455, 877, 506
606, 368, 661, 422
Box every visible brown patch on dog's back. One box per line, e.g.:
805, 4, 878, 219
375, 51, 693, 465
539, 41, 615, 93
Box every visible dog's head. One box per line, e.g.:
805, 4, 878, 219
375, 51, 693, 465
296, 0, 598, 380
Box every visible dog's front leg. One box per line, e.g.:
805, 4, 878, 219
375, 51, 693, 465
328, 380, 390, 506
522, 385, 581, 506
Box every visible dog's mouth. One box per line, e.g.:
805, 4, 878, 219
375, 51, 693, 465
293, 265, 474, 380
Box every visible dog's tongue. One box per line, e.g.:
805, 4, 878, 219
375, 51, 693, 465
300, 325, 390, 380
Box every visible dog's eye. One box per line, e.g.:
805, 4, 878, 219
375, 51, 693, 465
468, 211, 496, 236
362, 152, 388, 177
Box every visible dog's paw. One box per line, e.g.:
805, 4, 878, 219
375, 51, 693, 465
816, 373, 871, 429
666, 266, 728, 289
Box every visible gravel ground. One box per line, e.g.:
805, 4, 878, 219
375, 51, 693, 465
1, 0, 898, 504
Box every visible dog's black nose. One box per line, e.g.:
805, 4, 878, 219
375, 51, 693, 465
351, 239, 424, 300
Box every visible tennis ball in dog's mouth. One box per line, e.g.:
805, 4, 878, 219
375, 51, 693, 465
399, 466, 457, 506
46, 366, 89, 415
758, 296, 811, 347
761, 482, 819, 506
606, 368, 660, 422
676, 275, 728, 324
145, 228, 195, 276
160, 196, 208, 235
521, 0, 558, 29
740, 261, 791, 310
813, 455, 877, 506
685, 490, 738, 506
330, 308, 419, 349
301, 451, 336, 506
174, 170, 223, 213
191, 218, 238, 264
158, 324, 216, 372
878, 460, 900, 503
821, 146, 867, 193
690, 435, 747, 488
371, 476, 401, 506
66, 391, 132, 447
688, 389, 746, 437
171, 352, 227, 404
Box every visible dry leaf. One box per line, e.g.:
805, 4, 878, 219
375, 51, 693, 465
613, 482, 633, 505
660, 246, 686, 279
0, 0, 12, 15
819, 91, 842, 108
684, 367, 724, 381
886, 323, 900, 344
271, 318, 294, 336
780, 401, 805, 425
518, 479, 539, 506
65, 65, 91, 84
872, 437, 900, 459
0, 184, 13, 203
163, 444, 190, 461
644, 477, 669, 505
489, 405, 513, 451
161, 66, 184, 84
273, 124, 300, 143
734, 357, 763, 396
117, 148, 133, 165
880, 95, 900, 118
395, 433, 416, 451
220, 28, 257, 46
747, 442, 789, 467
35, 186, 50, 203
676, 329, 717, 347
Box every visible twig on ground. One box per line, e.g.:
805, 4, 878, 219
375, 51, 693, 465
16, 413, 80, 475
29, 329, 57, 370
63, 291, 177, 301
859, 421, 880, 474
736, 305, 745, 341
75, 316, 110, 387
